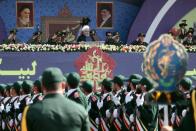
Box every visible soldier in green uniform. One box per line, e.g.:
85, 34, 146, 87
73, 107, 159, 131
80, 80, 99, 131
97, 78, 114, 131
21, 67, 90, 131
135, 77, 159, 131
66, 72, 88, 109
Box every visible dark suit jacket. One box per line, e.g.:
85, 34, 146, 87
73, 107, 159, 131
25, 93, 89, 131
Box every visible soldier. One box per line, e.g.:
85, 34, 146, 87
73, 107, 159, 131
124, 74, 142, 130
175, 88, 196, 131
2, 29, 20, 44
131, 33, 148, 46
66, 72, 88, 109
111, 75, 128, 131
27, 31, 42, 44
80, 80, 99, 131
5, 82, 21, 131
28, 80, 42, 104
135, 77, 159, 131
171, 77, 192, 129
21, 67, 90, 131
97, 78, 114, 131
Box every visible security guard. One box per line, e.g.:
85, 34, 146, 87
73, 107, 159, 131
21, 67, 90, 131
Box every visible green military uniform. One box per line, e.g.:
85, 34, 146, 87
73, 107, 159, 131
21, 67, 89, 131
67, 72, 88, 109
136, 77, 159, 131
176, 89, 196, 131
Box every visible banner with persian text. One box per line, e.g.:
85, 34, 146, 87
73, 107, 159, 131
0, 49, 196, 86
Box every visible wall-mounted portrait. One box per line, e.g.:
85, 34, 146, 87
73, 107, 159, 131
96, 2, 113, 29
16, 1, 34, 28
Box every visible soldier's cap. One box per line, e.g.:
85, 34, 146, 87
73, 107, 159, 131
42, 67, 65, 87
179, 20, 187, 27
179, 77, 192, 90
13, 81, 22, 94
128, 74, 142, 84
5, 83, 12, 90
101, 78, 112, 88
138, 33, 145, 37
0, 84, 6, 92
22, 80, 33, 90
112, 75, 126, 86
10, 28, 18, 34
139, 77, 153, 91
34, 80, 41, 88
63, 73, 69, 82
67, 72, 80, 85
81, 80, 93, 91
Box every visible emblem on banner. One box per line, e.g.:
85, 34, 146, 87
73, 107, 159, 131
75, 47, 116, 91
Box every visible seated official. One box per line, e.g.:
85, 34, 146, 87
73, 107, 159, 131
183, 31, 195, 46
27, 31, 42, 44
48, 31, 63, 45
77, 25, 92, 43
2, 29, 20, 44
112, 32, 124, 46
131, 33, 148, 46
104, 31, 114, 45
90, 29, 99, 41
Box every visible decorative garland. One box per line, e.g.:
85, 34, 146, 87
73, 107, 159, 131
0, 44, 146, 52
0, 43, 195, 53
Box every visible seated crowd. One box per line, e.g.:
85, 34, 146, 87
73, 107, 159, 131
0, 67, 195, 131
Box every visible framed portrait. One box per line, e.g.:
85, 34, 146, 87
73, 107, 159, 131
41, 16, 82, 40
96, 2, 113, 29
16, 1, 34, 28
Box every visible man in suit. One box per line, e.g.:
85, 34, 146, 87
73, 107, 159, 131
21, 67, 89, 131
98, 6, 112, 28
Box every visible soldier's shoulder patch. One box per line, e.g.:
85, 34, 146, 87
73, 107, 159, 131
74, 92, 80, 98
107, 96, 111, 101
91, 96, 97, 102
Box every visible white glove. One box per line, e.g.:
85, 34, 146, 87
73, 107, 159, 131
14, 102, 20, 109
125, 95, 133, 104
182, 109, 187, 117
5, 104, 11, 113
87, 103, 91, 112
106, 109, 111, 118
0, 104, 4, 112
9, 119, 13, 127
15, 119, 18, 127
136, 94, 144, 107
18, 113, 22, 121
26, 99, 33, 105
97, 100, 103, 109
95, 118, 99, 125
2, 121, 5, 130
113, 109, 118, 118
171, 113, 175, 124
113, 96, 120, 106
129, 114, 134, 122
